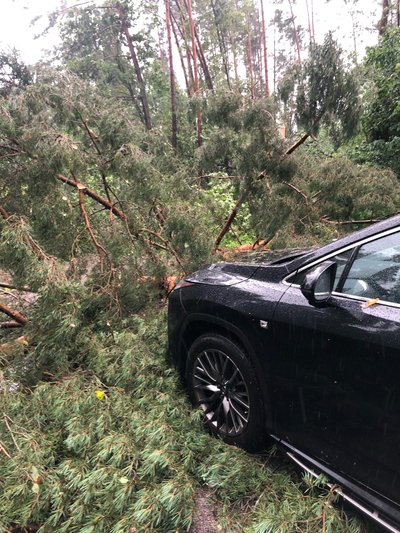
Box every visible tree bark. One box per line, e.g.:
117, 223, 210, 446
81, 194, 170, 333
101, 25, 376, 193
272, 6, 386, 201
230, 35, 239, 84
165, 0, 178, 150
214, 190, 247, 251
210, 0, 231, 90
115, 2, 152, 130
173, 2, 195, 95
288, 0, 301, 64
246, 16, 256, 100
185, 0, 202, 146
0, 321, 24, 329
260, 0, 269, 97
285, 132, 310, 155
0, 302, 27, 326
378, 0, 390, 35
171, 11, 191, 96
0, 206, 10, 220
194, 25, 214, 91
305, 0, 314, 42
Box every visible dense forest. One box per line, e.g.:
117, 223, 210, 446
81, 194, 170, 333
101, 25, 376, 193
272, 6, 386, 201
0, 0, 399, 531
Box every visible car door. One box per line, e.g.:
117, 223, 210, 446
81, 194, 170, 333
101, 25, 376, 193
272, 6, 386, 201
271, 230, 400, 506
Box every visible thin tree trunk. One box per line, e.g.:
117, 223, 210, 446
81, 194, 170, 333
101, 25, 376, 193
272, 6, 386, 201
210, 0, 231, 89
115, 2, 152, 130
174, 1, 195, 95
305, 0, 314, 42
246, 19, 255, 100
260, 0, 269, 97
165, 0, 178, 150
230, 35, 239, 84
273, 21, 276, 93
185, 0, 202, 146
175, 0, 213, 91
311, 0, 315, 39
288, 0, 301, 64
194, 25, 214, 91
171, 10, 191, 96
378, 0, 390, 35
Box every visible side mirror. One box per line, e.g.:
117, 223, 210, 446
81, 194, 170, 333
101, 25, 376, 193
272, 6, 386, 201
301, 261, 337, 307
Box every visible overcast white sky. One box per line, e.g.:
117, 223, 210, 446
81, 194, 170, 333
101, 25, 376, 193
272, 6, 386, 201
0, 0, 380, 64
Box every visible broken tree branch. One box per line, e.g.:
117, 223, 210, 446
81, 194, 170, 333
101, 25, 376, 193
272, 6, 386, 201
285, 132, 310, 155
214, 189, 247, 251
56, 174, 127, 221
283, 181, 308, 204
78, 189, 109, 268
0, 321, 24, 329
321, 218, 382, 226
0, 302, 27, 326
0, 282, 35, 292
0, 206, 10, 220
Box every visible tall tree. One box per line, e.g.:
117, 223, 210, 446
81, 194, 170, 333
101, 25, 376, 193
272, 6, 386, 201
378, 0, 391, 34
115, 2, 152, 130
186, 0, 202, 146
288, 0, 301, 64
260, 0, 270, 97
165, 0, 178, 149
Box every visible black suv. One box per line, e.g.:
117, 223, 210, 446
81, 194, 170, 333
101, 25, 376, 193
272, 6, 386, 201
168, 215, 400, 532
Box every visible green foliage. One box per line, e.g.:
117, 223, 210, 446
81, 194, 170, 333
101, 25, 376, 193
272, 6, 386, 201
363, 29, 400, 142
345, 136, 400, 177
0, 48, 32, 96
248, 153, 400, 248
204, 175, 255, 247
295, 34, 360, 144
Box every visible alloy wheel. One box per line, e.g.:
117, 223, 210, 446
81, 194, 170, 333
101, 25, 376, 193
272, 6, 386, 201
192, 348, 250, 436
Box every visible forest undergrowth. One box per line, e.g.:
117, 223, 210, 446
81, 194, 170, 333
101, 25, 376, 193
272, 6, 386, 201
0, 281, 372, 533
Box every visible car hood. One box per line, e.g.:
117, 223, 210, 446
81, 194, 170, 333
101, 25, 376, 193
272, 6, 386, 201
185, 248, 313, 287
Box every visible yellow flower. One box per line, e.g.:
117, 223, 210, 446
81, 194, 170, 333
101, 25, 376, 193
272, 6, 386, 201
95, 390, 106, 401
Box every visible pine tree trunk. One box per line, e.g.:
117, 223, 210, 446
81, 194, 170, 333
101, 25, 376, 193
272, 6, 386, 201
246, 17, 255, 100
305, 0, 314, 42
378, 0, 390, 35
185, 0, 202, 146
260, 0, 269, 97
115, 3, 152, 130
171, 12, 191, 96
288, 0, 301, 64
194, 25, 214, 91
174, 1, 195, 95
165, 0, 178, 150
210, 0, 231, 90
230, 36, 239, 84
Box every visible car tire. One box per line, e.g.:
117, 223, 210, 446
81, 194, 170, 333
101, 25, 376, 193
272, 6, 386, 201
186, 333, 266, 452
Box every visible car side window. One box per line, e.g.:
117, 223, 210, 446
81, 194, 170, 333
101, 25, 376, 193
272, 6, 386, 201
340, 232, 400, 304
290, 248, 353, 288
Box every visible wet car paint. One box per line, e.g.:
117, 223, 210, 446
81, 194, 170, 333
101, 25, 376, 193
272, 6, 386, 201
168, 214, 400, 531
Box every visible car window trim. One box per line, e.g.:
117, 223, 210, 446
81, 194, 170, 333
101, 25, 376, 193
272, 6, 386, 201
336, 245, 360, 293
283, 225, 400, 309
